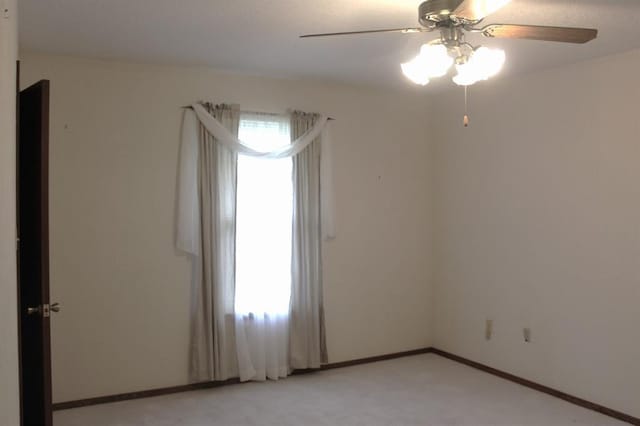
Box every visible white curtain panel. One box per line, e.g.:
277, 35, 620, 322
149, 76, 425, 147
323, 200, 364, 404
178, 104, 240, 382
290, 112, 328, 369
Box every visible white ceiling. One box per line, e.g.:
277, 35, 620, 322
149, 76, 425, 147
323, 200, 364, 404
18, 0, 640, 90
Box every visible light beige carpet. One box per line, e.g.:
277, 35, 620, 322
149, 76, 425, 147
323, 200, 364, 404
54, 354, 626, 426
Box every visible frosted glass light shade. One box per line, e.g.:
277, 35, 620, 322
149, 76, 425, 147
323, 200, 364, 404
419, 44, 454, 77
471, 46, 505, 78
401, 61, 431, 85
453, 47, 505, 86
401, 43, 454, 85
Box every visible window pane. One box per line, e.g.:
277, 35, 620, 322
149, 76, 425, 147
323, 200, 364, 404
235, 113, 292, 315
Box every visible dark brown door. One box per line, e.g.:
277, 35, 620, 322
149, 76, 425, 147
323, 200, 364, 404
18, 80, 53, 426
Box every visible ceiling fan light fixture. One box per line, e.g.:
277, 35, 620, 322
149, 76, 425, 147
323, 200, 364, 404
301, 0, 598, 89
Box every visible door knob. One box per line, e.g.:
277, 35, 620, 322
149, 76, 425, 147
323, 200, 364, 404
26, 303, 61, 316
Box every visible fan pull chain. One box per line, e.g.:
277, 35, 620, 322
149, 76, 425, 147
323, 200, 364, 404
463, 86, 469, 127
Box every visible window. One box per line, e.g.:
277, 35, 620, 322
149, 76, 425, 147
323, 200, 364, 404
234, 112, 292, 316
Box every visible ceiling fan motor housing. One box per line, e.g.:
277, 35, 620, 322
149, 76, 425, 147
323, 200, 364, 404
419, 0, 474, 27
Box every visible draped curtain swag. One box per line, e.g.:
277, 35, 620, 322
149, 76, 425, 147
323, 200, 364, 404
177, 102, 333, 381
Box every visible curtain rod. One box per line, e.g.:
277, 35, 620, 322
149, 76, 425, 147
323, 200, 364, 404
181, 105, 335, 121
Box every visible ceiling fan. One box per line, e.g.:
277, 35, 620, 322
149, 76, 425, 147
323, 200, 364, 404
300, 0, 598, 86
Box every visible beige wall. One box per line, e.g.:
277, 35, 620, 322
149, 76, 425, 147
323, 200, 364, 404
432, 49, 640, 417
19, 53, 434, 403
0, 1, 20, 425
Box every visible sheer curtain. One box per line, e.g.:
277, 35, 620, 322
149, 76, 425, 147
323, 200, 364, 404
234, 112, 292, 381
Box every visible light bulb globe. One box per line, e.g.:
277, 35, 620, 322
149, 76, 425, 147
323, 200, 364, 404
401, 59, 430, 86
452, 47, 505, 86
418, 44, 454, 78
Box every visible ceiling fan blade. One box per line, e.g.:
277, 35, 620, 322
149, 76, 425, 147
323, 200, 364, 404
482, 24, 598, 43
300, 27, 430, 38
451, 0, 512, 21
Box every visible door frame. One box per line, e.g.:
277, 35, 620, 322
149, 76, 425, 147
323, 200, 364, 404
16, 58, 23, 426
